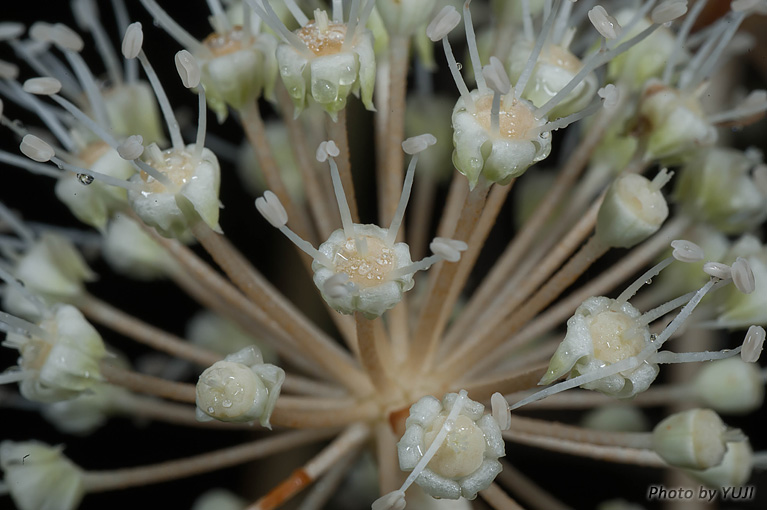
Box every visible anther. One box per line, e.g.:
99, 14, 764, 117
117, 135, 145, 161
671, 240, 704, 263
741, 325, 765, 362
174, 49, 201, 89
426, 6, 461, 42
588, 5, 622, 40
255, 191, 289, 228
703, 262, 732, 280
20, 135, 55, 163
122, 22, 143, 59
651, 1, 689, 24
22, 78, 62, 96
731, 257, 755, 294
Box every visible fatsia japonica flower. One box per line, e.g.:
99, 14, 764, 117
2, 1, 767, 510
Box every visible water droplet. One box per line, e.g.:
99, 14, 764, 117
456, 62, 463, 71
645, 278, 653, 285
77, 173, 94, 185
207, 406, 215, 414
222, 400, 232, 408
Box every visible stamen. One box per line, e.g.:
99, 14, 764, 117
639, 289, 696, 326
333, 0, 343, 23
0, 267, 48, 318
532, 98, 602, 135
742, 325, 765, 362
284, 0, 310, 26
138, 0, 208, 56
670, 239, 704, 263
521, 0, 534, 42
72, 0, 124, 85
347, 0, 376, 51
515, 1, 561, 101
703, 262, 731, 280
206, 0, 233, 34
51, 156, 144, 192
63, 50, 111, 129
4, 79, 75, 152
680, 11, 746, 90
707, 90, 767, 124
174, 50, 201, 88
22, 77, 62, 95
0, 202, 34, 245
244, 0, 311, 56
588, 6, 622, 40
0, 22, 25, 41
121, 21, 143, 59
650, 0, 689, 24
256, 191, 334, 267
731, 257, 755, 294
318, 141, 354, 239
386, 134, 437, 245
0, 150, 63, 179
663, 0, 708, 84
617, 256, 674, 303
19, 134, 55, 162
428, 8, 474, 111
117, 135, 145, 160
464, 0, 487, 92
552, 0, 576, 45
389, 238, 467, 279
491, 392, 510, 430
537, 20, 661, 119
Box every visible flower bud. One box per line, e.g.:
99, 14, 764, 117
685, 441, 753, 488
102, 214, 175, 280
508, 38, 599, 119
197, 28, 278, 122
674, 148, 767, 234
694, 358, 764, 415
54, 142, 136, 231
377, 0, 439, 37
2, 234, 96, 319
4, 305, 107, 403
652, 409, 734, 469
196, 346, 284, 428
0, 441, 84, 510
596, 173, 669, 248
637, 80, 717, 161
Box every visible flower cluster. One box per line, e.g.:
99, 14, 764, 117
1, 1, 767, 510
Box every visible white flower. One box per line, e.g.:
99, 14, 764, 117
196, 346, 284, 428
0, 441, 84, 510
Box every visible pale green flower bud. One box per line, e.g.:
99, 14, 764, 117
581, 405, 649, 432
507, 38, 598, 119
694, 358, 764, 415
195, 346, 284, 428
192, 489, 246, 510
278, 10, 375, 119
54, 142, 135, 231
377, 0, 438, 37
596, 173, 669, 249
637, 80, 717, 161
103, 81, 166, 145
607, 10, 679, 91
652, 409, 741, 470
42, 384, 129, 435
397, 392, 504, 500
3, 233, 96, 320
452, 90, 551, 189
237, 121, 303, 202
187, 310, 277, 364
102, 214, 175, 280
0, 441, 84, 510
128, 144, 222, 240
674, 148, 767, 234
198, 28, 278, 122
684, 441, 753, 488
715, 236, 767, 327
540, 296, 658, 398
313, 224, 415, 319
3, 305, 107, 403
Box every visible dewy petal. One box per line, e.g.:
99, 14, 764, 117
355, 30, 376, 111
276, 44, 309, 116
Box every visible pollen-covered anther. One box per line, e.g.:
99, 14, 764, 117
671, 239, 705, 263
122, 22, 143, 59
741, 325, 765, 363
117, 135, 145, 161
703, 262, 732, 280
597, 84, 620, 109
588, 5, 622, 40
651, 1, 689, 24
491, 392, 511, 431
482, 57, 511, 95
255, 190, 288, 228
731, 257, 755, 294
22, 77, 62, 96
20, 135, 55, 163
402, 134, 437, 155
175, 50, 201, 88
430, 238, 468, 263
426, 6, 461, 42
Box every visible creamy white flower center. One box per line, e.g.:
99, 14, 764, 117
588, 310, 646, 364
472, 94, 538, 140
333, 235, 396, 288
423, 414, 486, 479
